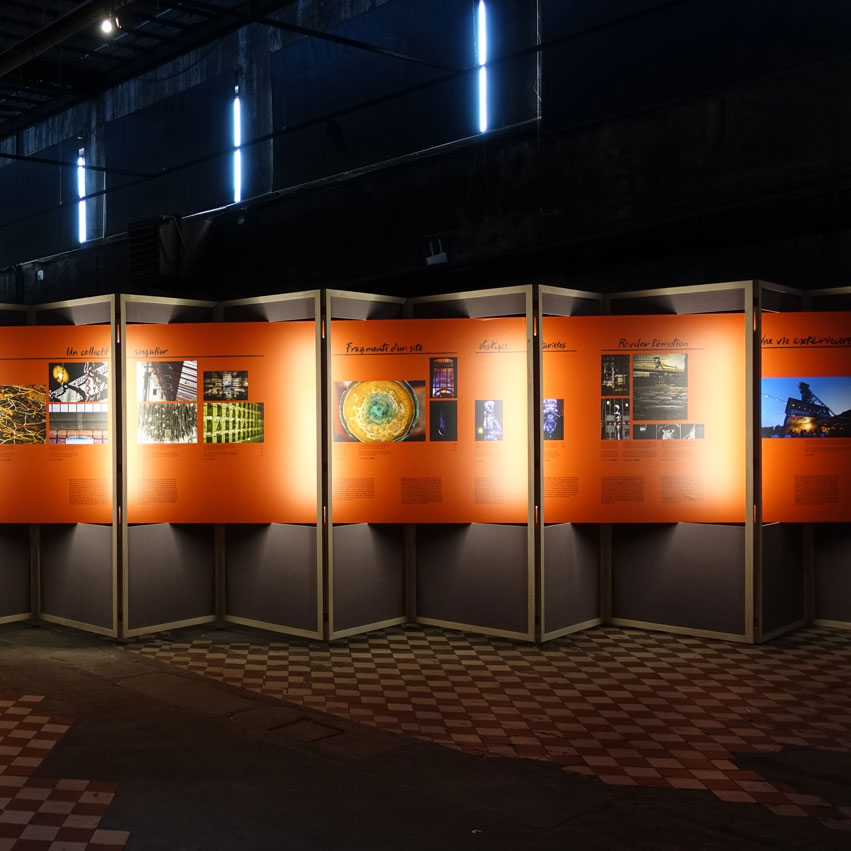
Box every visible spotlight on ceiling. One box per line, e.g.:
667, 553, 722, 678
100, 16, 118, 34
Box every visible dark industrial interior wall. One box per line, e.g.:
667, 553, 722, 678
271, 0, 537, 189
3, 2, 851, 299
0, 139, 77, 269
104, 74, 234, 236
271, 0, 472, 188
541, 0, 851, 131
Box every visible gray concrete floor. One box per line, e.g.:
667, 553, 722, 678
0, 624, 848, 851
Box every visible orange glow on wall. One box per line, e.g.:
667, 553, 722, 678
761, 312, 851, 522
125, 322, 317, 523
331, 317, 529, 523
542, 314, 747, 523
0, 325, 112, 523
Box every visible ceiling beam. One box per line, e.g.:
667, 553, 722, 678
171, 0, 467, 74
0, 1, 134, 80
0, 0, 291, 141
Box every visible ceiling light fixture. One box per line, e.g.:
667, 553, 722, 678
100, 15, 120, 34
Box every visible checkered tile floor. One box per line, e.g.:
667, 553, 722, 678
132, 625, 851, 832
0, 694, 128, 851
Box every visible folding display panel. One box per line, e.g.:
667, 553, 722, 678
804, 286, 851, 630
122, 295, 217, 637
406, 287, 535, 641
0, 525, 29, 625
121, 294, 322, 639
757, 283, 810, 641
0, 282, 842, 646
326, 291, 408, 640
761, 310, 851, 522
31, 296, 117, 637
605, 282, 755, 642
0, 303, 32, 626
219, 294, 323, 639
327, 287, 535, 641
538, 287, 604, 640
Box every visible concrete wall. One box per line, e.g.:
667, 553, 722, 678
1, 1, 850, 301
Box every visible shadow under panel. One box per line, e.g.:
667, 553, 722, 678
609, 287, 746, 316
40, 524, 113, 631
544, 523, 599, 634
127, 524, 214, 632
36, 300, 111, 326
221, 298, 316, 323
761, 524, 804, 637
411, 291, 526, 319
0, 525, 30, 619
226, 524, 318, 633
416, 524, 529, 635
612, 523, 746, 636
332, 524, 404, 633
814, 523, 851, 625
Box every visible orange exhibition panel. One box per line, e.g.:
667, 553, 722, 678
542, 313, 747, 523
125, 322, 317, 523
330, 317, 529, 523
761, 312, 851, 522
0, 325, 112, 523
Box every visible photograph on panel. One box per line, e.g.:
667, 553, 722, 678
48, 362, 108, 403
475, 399, 503, 441
430, 400, 457, 441
203, 402, 264, 443
203, 370, 249, 401
49, 407, 108, 444
0, 385, 47, 443
600, 354, 630, 396
632, 423, 656, 439
761, 377, 851, 438
137, 361, 198, 402
680, 423, 705, 439
601, 398, 630, 440
137, 403, 197, 444
335, 380, 425, 442
657, 424, 681, 440
429, 357, 457, 398
632, 353, 687, 420
542, 397, 564, 441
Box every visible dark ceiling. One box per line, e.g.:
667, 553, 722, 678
0, 0, 291, 140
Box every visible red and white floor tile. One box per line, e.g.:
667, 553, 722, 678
0, 694, 128, 851
132, 625, 851, 832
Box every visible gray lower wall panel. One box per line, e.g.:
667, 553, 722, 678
332, 524, 404, 633
761, 524, 804, 636
40, 524, 113, 630
544, 523, 599, 633
226, 524, 318, 633
0, 525, 30, 619
416, 524, 529, 635
814, 524, 851, 624
612, 523, 746, 636
128, 524, 214, 631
